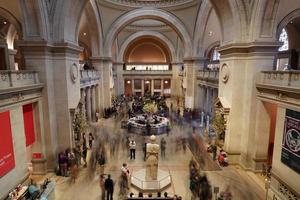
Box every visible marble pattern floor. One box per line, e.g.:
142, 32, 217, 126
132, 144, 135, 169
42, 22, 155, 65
33, 119, 267, 200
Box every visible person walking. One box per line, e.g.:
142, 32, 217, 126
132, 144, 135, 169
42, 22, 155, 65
82, 145, 88, 167
99, 174, 105, 200
129, 139, 136, 160
105, 174, 114, 200
88, 132, 94, 149
160, 137, 167, 159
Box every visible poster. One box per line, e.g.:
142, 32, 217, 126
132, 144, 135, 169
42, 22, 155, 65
281, 109, 300, 174
0, 111, 15, 177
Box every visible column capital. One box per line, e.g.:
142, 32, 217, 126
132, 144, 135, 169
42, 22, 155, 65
217, 41, 281, 58
18, 40, 83, 57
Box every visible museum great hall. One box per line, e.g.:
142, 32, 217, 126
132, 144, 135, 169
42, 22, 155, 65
0, 0, 300, 200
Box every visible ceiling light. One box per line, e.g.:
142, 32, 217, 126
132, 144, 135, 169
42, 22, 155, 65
3, 21, 7, 25
83, 32, 87, 36
127, 80, 131, 84
164, 80, 168, 84
145, 81, 150, 84
209, 31, 213, 36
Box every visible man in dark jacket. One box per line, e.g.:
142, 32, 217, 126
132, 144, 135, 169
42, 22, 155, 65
104, 174, 114, 200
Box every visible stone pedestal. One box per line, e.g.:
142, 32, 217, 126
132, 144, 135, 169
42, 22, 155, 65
32, 158, 47, 175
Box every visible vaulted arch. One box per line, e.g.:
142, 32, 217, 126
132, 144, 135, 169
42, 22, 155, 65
104, 8, 192, 58
117, 31, 177, 63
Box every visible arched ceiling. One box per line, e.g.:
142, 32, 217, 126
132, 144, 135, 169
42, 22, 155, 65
124, 37, 171, 63
101, 0, 196, 8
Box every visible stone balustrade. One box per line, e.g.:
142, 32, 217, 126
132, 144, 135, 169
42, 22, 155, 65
123, 70, 172, 76
258, 71, 300, 89
197, 70, 219, 81
0, 70, 40, 89
80, 70, 100, 88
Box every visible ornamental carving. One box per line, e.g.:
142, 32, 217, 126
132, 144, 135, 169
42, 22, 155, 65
220, 64, 230, 84
70, 63, 79, 84
102, 0, 194, 7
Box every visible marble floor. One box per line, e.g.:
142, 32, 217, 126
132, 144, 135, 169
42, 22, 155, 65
32, 118, 267, 200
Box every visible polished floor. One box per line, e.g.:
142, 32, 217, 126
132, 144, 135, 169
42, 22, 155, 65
33, 118, 267, 200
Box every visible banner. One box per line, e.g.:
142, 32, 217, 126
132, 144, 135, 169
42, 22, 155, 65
23, 104, 35, 146
281, 109, 300, 174
0, 111, 15, 177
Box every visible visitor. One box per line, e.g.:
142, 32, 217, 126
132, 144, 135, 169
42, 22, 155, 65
157, 191, 161, 197
82, 132, 87, 149
199, 174, 212, 200
74, 145, 81, 167
211, 144, 217, 161
99, 174, 105, 200
219, 186, 232, 200
104, 174, 114, 200
138, 192, 143, 197
164, 192, 168, 197
218, 150, 228, 167
129, 139, 136, 160
142, 140, 147, 161
160, 137, 167, 159
82, 145, 88, 167
69, 151, 77, 183
88, 132, 94, 149
97, 150, 106, 175
58, 152, 67, 177
95, 110, 99, 122
28, 179, 40, 199
121, 163, 130, 177
146, 122, 151, 136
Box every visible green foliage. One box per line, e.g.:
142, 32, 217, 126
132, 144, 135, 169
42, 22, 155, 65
73, 111, 87, 135
143, 103, 157, 114
211, 113, 226, 135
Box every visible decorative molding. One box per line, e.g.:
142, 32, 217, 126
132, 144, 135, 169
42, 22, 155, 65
102, 0, 195, 8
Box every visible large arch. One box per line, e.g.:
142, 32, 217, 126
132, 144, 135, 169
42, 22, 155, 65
117, 31, 177, 63
276, 8, 300, 39
78, 1, 104, 57
193, 0, 214, 57
208, 0, 247, 43
104, 8, 192, 58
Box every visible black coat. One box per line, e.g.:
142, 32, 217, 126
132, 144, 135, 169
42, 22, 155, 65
105, 178, 114, 192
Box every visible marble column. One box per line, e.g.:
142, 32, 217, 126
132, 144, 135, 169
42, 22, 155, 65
141, 79, 145, 96
91, 86, 96, 122
86, 87, 92, 122
161, 79, 164, 95
217, 42, 279, 166
151, 79, 154, 95
114, 62, 124, 95
80, 89, 86, 119
20, 41, 82, 169
8, 49, 17, 70
171, 63, 182, 99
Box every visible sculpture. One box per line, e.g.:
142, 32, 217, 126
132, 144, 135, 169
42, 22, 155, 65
146, 135, 159, 180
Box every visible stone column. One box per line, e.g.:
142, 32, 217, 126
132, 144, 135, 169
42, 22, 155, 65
80, 88, 86, 119
8, 49, 17, 70
151, 79, 154, 95
114, 62, 124, 95
91, 86, 96, 122
161, 79, 164, 95
141, 79, 145, 96
86, 87, 92, 122
171, 63, 182, 99
218, 42, 279, 165
91, 57, 113, 113
20, 41, 82, 169
132, 79, 135, 95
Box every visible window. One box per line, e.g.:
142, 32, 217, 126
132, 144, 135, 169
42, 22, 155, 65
278, 28, 289, 52
212, 48, 220, 61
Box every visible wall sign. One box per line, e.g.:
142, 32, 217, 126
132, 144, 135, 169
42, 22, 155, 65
281, 109, 300, 174
23, 104, 36, 146
0, 111, 15, 177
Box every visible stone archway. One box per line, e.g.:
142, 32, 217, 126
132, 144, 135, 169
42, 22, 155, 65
117, 31, 177, 63
104, 8, 192, 58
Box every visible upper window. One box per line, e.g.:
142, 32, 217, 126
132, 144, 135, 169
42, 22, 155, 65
212, 48, 220, 61
278, 28, 289, 52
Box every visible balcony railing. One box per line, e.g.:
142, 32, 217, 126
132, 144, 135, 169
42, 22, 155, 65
258, 71, 300, 89
80, 70, 100, 87
197, 70, 219, 81
123, 70, 172, 76
0, 70, 40, 89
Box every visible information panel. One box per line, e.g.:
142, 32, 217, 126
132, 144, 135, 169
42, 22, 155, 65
281, 109, 300, 174
0, 111, 15, 177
